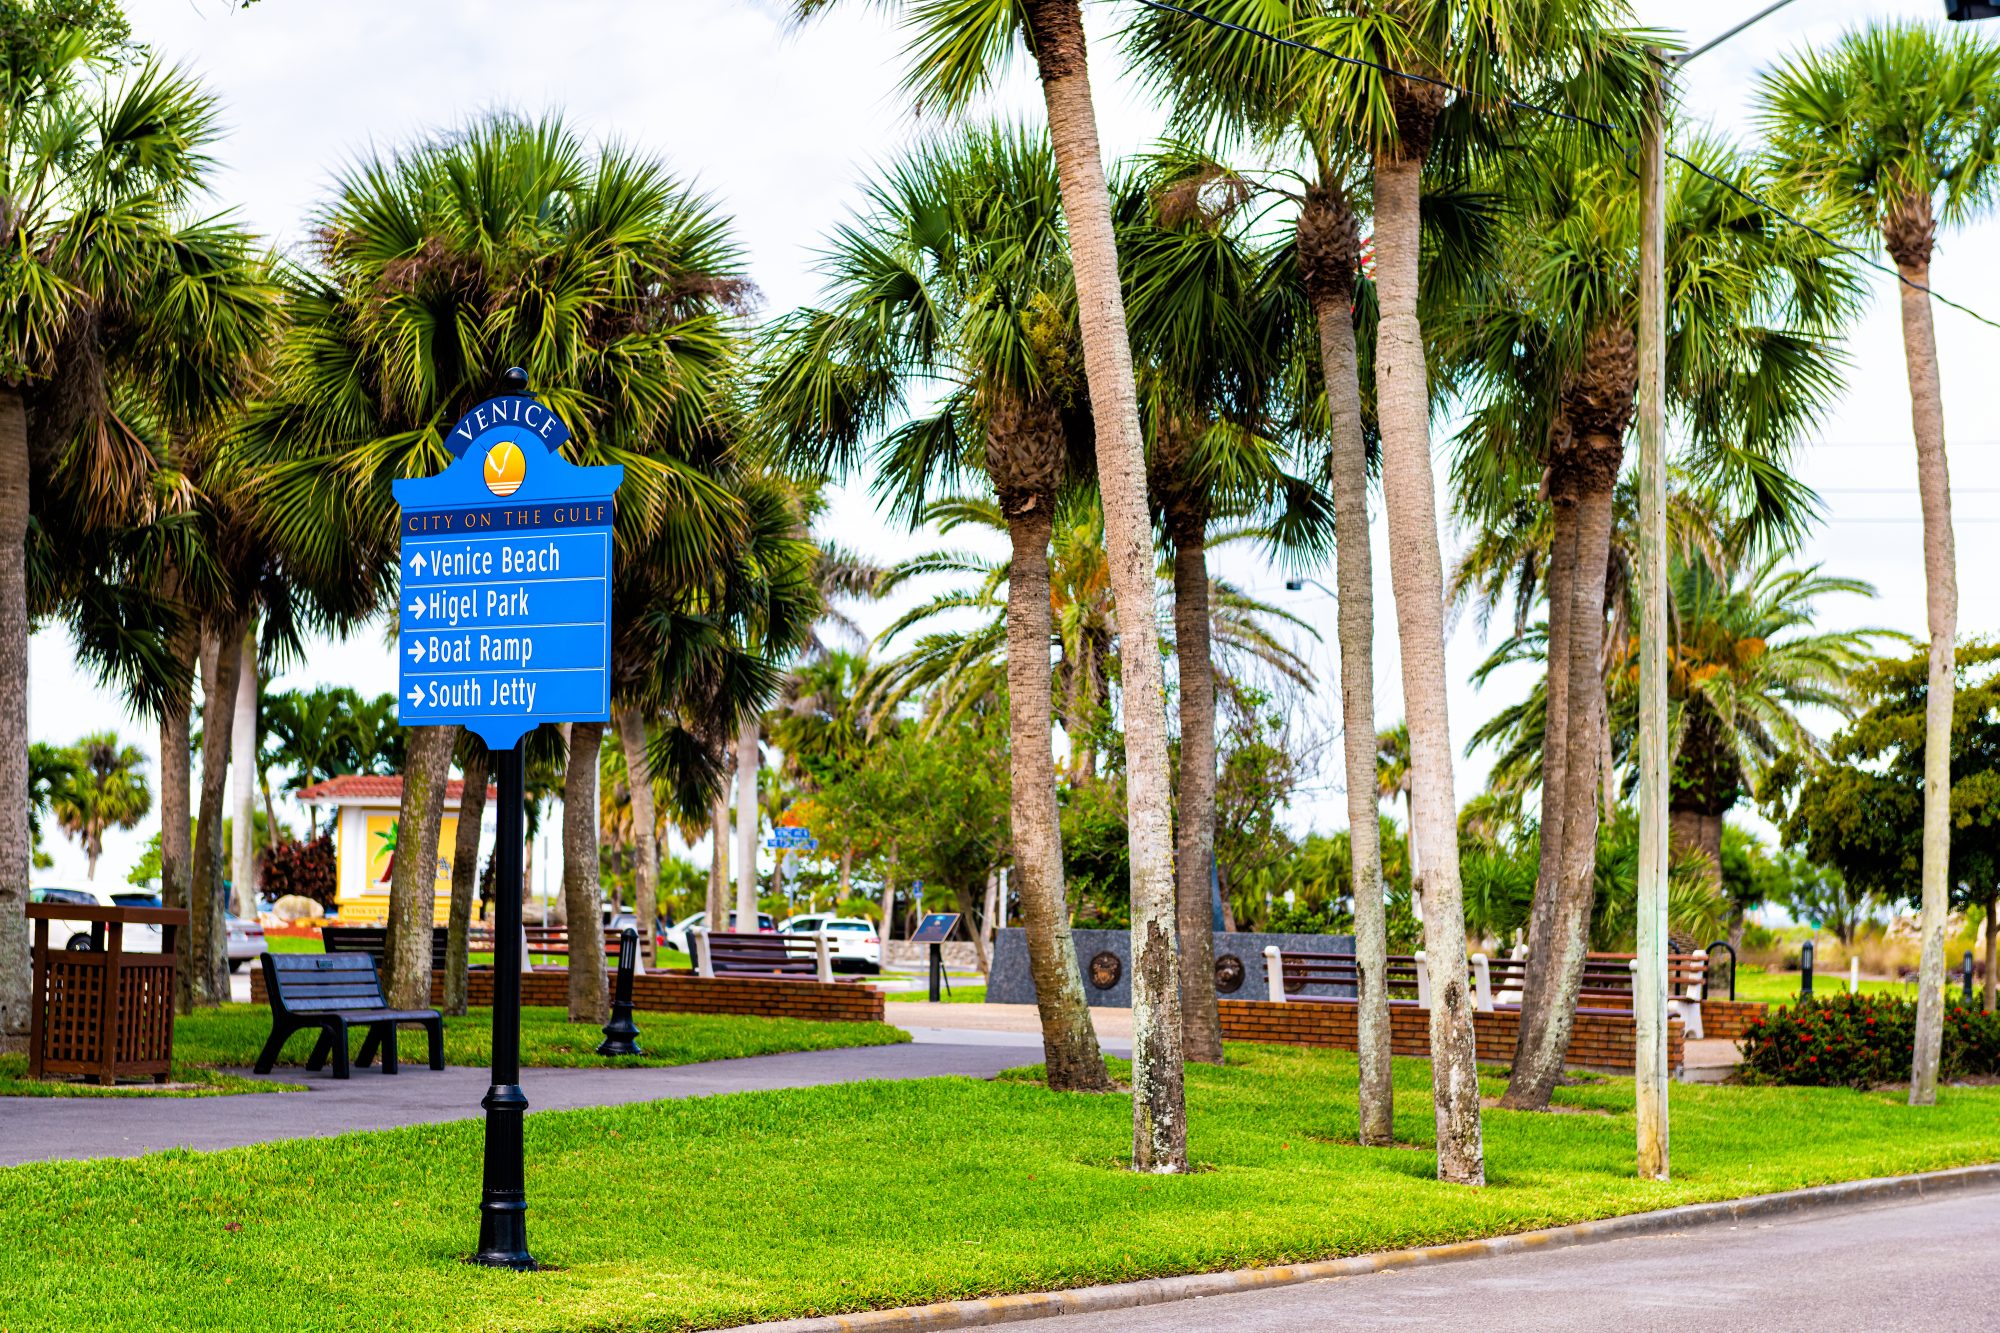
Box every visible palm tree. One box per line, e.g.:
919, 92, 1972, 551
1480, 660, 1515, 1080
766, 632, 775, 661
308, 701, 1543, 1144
1755, 19, 2000, 1104
1438, 124, 1858, 1111
1124, 1, 1401, 1142
48, 734, 153, 880
1119, 152, 1321, 1066
760, 124, 1112, 1093
1624, 557, 1879, 886
791, 0, 1187, 1171
248, 114, 756, 1012
0, 11, 257, 1038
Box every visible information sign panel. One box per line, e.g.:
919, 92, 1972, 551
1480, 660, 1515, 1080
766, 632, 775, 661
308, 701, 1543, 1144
910, 913, 960, 944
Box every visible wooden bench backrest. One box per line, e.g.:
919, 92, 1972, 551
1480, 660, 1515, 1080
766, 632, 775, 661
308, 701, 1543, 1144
706, 932, 818, 974
264, 952, 387, 1014
522, 926, 628, 959
1275, 951, 1423, 996
322, 925, 450, 969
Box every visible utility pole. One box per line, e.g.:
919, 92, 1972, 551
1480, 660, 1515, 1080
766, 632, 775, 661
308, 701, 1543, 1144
1633, 52, 1670, 1183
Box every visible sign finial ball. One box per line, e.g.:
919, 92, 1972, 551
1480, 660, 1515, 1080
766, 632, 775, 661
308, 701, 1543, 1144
501, 366, 529, 394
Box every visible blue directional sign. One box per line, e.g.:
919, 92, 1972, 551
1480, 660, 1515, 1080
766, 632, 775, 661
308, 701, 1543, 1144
391, 391, 623, 748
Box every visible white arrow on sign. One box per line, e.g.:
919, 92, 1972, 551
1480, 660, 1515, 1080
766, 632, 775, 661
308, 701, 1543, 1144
409, 552, 427, 576
407, 598, 424, 621
406, 686, 423, 707
407, 642, 424, 663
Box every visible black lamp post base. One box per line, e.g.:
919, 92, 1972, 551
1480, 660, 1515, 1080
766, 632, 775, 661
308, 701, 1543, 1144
471, 1200, 536, 1270
596, 1013, 641, 1057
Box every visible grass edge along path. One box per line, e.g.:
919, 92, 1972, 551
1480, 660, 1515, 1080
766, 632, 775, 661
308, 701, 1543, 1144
6, 1043, 2000, 1331
5, 1006, 909, 1098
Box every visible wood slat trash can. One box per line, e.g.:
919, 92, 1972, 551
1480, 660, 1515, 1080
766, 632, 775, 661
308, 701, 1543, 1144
27, 903, 187, 1086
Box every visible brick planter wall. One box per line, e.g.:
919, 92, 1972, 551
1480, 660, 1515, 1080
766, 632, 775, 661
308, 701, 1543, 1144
1219, 999, 1684, 1075
1698, 999, 1769, 1041
253, 967, 884, 1024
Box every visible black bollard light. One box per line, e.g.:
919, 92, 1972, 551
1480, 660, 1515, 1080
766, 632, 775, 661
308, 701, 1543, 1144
1800, 940, 1815, 999
598, 928, 642, 1057
474, 737, 535, 1270
928, 940, 944, 1003
1964, 951, 1976, 1004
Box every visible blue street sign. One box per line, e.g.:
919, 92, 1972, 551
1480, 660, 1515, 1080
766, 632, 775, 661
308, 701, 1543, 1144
392, 389, 622, 748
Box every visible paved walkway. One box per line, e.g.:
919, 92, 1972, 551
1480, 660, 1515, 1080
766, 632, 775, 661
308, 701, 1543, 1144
1036, 1186, 2000, 1331
0, 1040, 1030, 1168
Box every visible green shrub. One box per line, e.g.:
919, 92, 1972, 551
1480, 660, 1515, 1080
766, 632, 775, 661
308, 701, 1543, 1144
1739, 992, 2000, 1089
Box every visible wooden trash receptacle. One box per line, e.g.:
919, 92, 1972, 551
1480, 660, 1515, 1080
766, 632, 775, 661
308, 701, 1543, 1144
27, 903, 187, 1086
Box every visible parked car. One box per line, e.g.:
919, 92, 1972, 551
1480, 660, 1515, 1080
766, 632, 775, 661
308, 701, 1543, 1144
26, 886, 164, 953
661, 909, 775, 952
816, 917, 882, 973
778, 912, 831, 935
226, 911, 268, 971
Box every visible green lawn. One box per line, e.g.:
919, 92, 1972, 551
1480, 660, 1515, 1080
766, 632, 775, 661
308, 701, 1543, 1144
885, 983, 988, 1003
6, 1045, 1998, 1331
1731, 969, 1913, 1006
172, 1003, 908, 1071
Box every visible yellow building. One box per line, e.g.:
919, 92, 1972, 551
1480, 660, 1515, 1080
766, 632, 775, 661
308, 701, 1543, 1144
297, 775, 492, 924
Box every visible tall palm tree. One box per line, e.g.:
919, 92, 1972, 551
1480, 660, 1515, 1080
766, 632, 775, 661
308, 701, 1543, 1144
1119, 152, 1320, 1066
0, 10, 253, 1037
48, 733, 152, 880
247, 115, 754, 1012
760, 124, 1111, 1093
791, 0, 1187, 1170
1755, 19, 2000, 1104
1437, 125, 1858, 1110
1124, 1, 1400, 1140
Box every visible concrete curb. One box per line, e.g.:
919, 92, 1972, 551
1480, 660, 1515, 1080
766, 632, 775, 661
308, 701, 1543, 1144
740, 1162, 2000, 1332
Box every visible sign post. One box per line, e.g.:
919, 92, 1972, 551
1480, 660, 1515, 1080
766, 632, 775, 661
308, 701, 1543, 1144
911, 912, 960, 1003
392, 368, 621, 1271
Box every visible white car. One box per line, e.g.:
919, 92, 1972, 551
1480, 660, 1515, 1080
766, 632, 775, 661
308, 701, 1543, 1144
226, 911, 268, 971
662, 909, 775, 953
27, 887, 165, 953
809, 917, 882, 974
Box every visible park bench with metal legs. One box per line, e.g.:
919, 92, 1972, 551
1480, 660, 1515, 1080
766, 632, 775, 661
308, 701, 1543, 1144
255, 953, 444, 1079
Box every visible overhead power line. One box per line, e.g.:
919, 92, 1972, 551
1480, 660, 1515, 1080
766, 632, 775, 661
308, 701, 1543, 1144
1134, 0, 2000, 334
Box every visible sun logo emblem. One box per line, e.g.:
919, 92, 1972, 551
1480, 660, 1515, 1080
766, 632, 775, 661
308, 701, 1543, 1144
483, 438, 526, 497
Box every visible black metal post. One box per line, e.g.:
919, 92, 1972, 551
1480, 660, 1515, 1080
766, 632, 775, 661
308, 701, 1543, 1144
1800, 940, 1815, 999
928, 941, 943, 1003
598, 928, 642, 1057
1964, 951, 1976, 1003
474, 739, 534, 1270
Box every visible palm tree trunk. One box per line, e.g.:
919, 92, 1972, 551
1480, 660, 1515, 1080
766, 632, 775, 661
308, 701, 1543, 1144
1024, 0, 1184, 1172
1171, 530, 1225, 1066
384, 723, 457, 1010
617, 706, 660, 963
1006, 502, 1111, 1091
0, 390, 26, 1045
1303, 219, 1393, 1144
1517, 499, 1576, 1040
1897, 251, 1956, 1107
735, 719, 759, 932
444, 742, 488, 1017
563, 721, 608, 1023
1504, 471, 1614, 1110
229, 624, 260, 919
708, 789, 728, 924
158, 623, 196, 1013
1373, 146, 1482, 1184
190, 617, 246, 1007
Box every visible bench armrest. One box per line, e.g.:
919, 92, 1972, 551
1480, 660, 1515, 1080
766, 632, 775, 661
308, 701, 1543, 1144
690, 927, 713, 978
1264, 945, 1284, 1003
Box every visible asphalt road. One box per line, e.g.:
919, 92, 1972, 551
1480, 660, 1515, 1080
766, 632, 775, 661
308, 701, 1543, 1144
1036, 1186, 2000, 1332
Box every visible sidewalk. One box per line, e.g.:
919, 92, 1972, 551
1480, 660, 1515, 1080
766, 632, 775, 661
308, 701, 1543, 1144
0, 1042, 1030, 1168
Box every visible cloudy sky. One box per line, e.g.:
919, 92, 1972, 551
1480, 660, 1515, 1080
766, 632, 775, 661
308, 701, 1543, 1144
29, 0, 2000, 888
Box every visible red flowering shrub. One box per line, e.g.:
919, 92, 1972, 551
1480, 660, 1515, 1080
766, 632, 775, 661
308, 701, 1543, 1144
1739, 992, 2000, 1089
259, 835, 336, 908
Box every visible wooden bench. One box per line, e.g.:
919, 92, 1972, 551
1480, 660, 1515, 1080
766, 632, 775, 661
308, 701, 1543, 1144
1262, 947, 1709, 1036
690, 929, 835, 983
521, 925, 645, 971
322, 924, 451, 971
255, 953, 444, 1080
1262, 949, 1426, 1004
